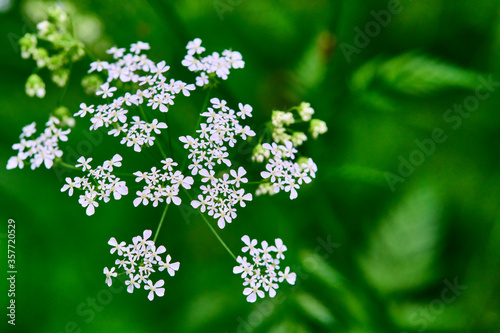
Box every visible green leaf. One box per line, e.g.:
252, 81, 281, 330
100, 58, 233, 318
293, 291, 336, 326
351, 52, 481, 99
358, 185, 442, 295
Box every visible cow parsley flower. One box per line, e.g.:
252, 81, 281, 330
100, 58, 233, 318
181, 38, 245, 86
7, 116, 70, 170
133, 158, 193, 208
105, 230, 179, 301
259, 140, 316, 200
183, 98, 255, 228
233, 235, 296, 303
61, 154, 128, 215
78, 42, 192, 153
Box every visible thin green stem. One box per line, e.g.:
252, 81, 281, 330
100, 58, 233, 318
57, 160, 79, 170
138, 104, 150, 122
164, 112, 175, 160
195, 86, 213, 133
180, 86, 213, 171
139, 104, 167, 159
156, 139, 167, 160
246, 181, 264, 185
57, 61, 73, 107
200, 211, 237, 261
183, 188, 237, 261
153, 202, 170, 243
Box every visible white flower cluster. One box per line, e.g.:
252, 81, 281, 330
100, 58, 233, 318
7, 116, 70, 170
133, 158, 194, 207
233, 235, 296, 303
105, 230, 180, 301
61, 154, 128, 216
180, 98, 255, 228
191, 166, 253, 229
74, 41, 191, 152
181, 38, 245, 86
181, 98, 255, 175
260, 141, 317, 199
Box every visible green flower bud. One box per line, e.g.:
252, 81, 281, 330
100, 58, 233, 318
81, 74, 103, 95
25, 74, 45, 98
291, 131, 307, 146
252, 144, 270, 163
54, 105, 71, 119
46, 54, 65, 71
255, 183, 276, 196
271, 110, 285, 127
296, 156, 309, 166
52, 68, 70, 87
272, 127, 291, 144
36, 20, 53, 37
33, 48, 49, 68
309, 119, 328, 139
298, 102, 314, 121
53, 106, 75, 127
70, 42, 85, 62
19, 33, 37, 59
48, 5, 69, 29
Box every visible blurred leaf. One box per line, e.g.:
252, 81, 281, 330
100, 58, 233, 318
268, 320, 309, 333
333, 164, 388, 186
299, 249, 346, 290
351, 52, 481, 109
377, 52, 479, 95
299, 249, 375, 331
358, 185, 442, 295
293, 291, 336, 327
288, 31, 335, 98
389, 299, 470, 332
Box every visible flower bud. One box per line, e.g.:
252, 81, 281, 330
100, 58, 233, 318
291, 131, 307, 146
25, 74, 46, 98
256, 183, 276, 196
271, 110, 285, 127
70, 42, 85, 62
271, 110, 295, 127
296, 156, 309, 166
54, 106, 75, 128
309, 119, 327, 139
298, 102, 314, 121
48, 5, 69, 28
36, 20, 53, 37
46, 53, 65, 71
81, 74, 103, 95
272, 127, 291, 144
52, 68, 70, 87
33, 48, 49, 68
252, 144, 270, 163
19, 34, 37, 59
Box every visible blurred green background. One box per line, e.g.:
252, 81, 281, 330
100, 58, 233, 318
2, 0, 500, 332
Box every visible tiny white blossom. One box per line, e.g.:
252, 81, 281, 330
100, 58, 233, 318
145, 279, 165, 301
104, 267, 117, 287
96, 82, 117, 99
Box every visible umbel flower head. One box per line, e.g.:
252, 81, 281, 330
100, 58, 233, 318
259, 140, 317, 200
184, 98, 256, 229
105, 230, 180, 301
233, 235, 296, 303
61, 154, 129, 216
7, 116, 71, 170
